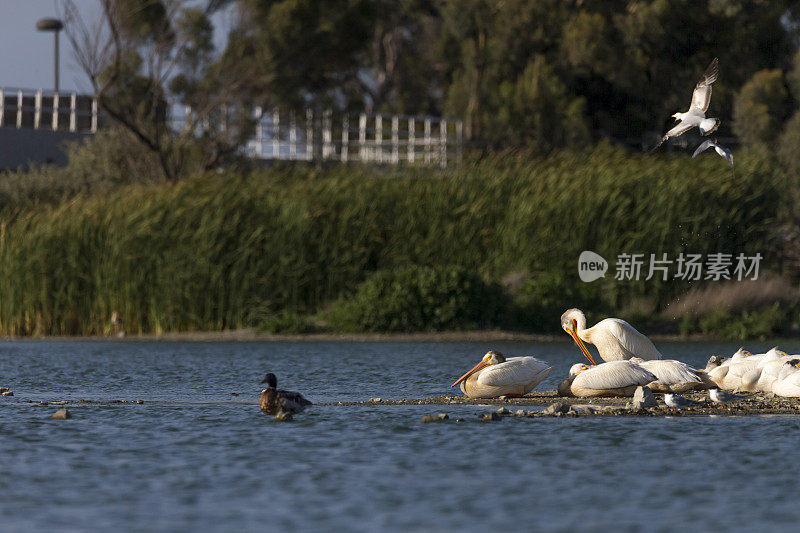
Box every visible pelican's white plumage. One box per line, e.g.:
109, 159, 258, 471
728, 347, 752, 364
652, 57, 720, 151
719, 359, 761, 391
705, 348, 750, 387
561, 308, 662, 363
559, 361, 657, 397
739, 348, 789, 392
632, 358, 706, 393
451, 350, 552, 398
770, 359, 800, 397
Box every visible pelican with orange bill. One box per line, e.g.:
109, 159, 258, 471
450, 350, 552, 399
560, 308, 662, 364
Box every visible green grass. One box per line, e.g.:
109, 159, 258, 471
0, 144, 787, 336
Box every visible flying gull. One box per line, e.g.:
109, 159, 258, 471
651, 57, 720, 151
692, 138, 735, 179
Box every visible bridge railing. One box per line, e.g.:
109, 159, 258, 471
1, 88, 463, 167
0, 87, 99, 133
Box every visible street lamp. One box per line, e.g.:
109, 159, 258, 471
36, 17, 64, 92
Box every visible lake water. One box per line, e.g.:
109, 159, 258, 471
1, 339, 800, 532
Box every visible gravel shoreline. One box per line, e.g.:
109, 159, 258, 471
13, 389, 800, 417
336, 390, 800, 417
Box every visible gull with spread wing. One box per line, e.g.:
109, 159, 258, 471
651, 57, 720, 151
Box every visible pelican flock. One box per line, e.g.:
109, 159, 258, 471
444, 308, 800, 406
702, 347, 800, 398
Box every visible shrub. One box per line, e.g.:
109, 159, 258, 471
0, 127, 164, 212
777, 111, 800, 181
259, 311, 320, 334
323, 265, 506, 332
509, 271, 604, 332
733, 69, 790, 145
679, 302, 795, 340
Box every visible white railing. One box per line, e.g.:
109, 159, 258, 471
243, 108, 462, 168
1, 87, 463, 167
0, 87, 98, 133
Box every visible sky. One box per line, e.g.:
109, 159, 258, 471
0, 1, 103, 93
0, 1, 234, 94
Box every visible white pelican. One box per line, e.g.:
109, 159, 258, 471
652, 57, 719, 151
692, 138, 734, 178
714, 347, 785, 391
718, 357, 761, 391
560, 308, 662, 364
704, 355, 727, 371
739, 348, 789, 392
259, 373, 312, 421
770, 359, 800, 398
705, 348, 751, 387
450, 350, 552, 399
557, 361, 656, 398
630, 357, 707, 393
728, 347, 753, 364
709, 388, 745, 404
664, 393, 702, 408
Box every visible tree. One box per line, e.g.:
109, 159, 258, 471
232, 0, 376, 111
63, 0, 259, 181
733, 69, 790, 145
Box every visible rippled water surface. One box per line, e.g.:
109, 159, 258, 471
2, 339, 800, 532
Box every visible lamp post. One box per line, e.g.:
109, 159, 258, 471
36, 17, 64, 92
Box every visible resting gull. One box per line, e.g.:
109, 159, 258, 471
651, 57, 720, 151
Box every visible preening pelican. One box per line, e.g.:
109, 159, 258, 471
450, 350, 552, 399
651, 57, 719, 151
630, 357, 707, 393
259, 373, 312, 421
560, 308, 662, 363
558, 361, 657, 398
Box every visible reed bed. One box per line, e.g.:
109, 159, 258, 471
0, 145, 786, 335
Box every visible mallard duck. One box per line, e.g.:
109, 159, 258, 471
259, 373, 312, 420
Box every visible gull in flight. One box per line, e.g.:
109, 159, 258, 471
651, 57, 720, 151
692, 138, 734, 179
